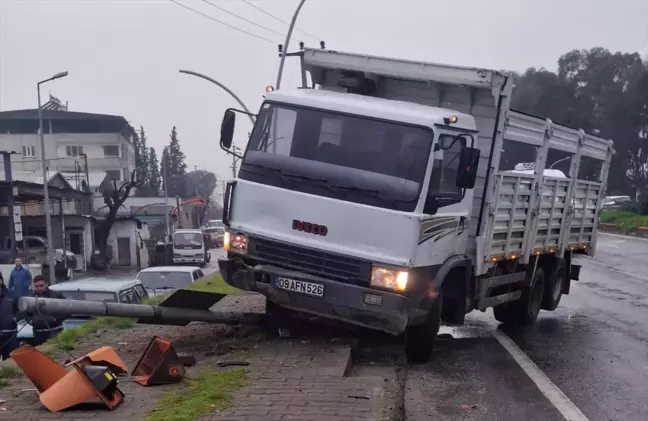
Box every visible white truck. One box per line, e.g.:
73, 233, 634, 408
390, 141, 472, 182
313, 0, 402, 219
217, 48, 613, 363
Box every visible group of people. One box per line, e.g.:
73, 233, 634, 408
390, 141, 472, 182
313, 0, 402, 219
0, 258, 66, 360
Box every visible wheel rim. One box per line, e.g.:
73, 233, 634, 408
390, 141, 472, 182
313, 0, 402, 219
552, 268, 564, 301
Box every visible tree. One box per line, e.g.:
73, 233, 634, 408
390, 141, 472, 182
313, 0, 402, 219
148, 147, 162, 196
134, 126, 150, 195
510, 47, 648, 198
97, 170, 144, 261
165, 126, 187, 197
185, 170, 217, 199
161, 146, 169, 196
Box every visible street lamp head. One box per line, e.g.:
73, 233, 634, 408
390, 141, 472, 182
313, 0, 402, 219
52, 71, 69, 80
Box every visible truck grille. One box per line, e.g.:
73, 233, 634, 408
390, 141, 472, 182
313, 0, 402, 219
248, 237, 371, 285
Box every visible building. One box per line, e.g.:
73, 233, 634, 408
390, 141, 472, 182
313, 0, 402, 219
0, 170, 93, 270
0, 104, 136, 187
93, 196, 207, 241
106, 217, 151, 268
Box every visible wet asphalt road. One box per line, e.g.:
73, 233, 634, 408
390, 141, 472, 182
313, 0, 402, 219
406, 233, 648, 421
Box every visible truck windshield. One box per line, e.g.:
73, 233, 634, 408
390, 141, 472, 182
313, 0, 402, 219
173, 232, 203, 249
240, 102, 433, 212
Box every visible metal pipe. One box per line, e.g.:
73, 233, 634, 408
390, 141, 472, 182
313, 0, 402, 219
18, 296, 263, 325
178, 70, 255, 125
275, 0, 307, 90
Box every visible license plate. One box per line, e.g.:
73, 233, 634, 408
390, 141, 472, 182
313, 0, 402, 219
275, 277, 324, 297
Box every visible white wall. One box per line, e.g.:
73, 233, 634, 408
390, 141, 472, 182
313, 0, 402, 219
108, 220, 150, 268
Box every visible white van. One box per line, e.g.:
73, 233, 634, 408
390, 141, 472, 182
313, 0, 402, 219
172, 229, 207, 267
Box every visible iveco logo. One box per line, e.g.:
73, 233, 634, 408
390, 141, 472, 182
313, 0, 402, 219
292, 219, 328, 236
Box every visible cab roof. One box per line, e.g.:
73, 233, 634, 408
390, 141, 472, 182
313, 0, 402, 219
265, 89, 477, 132
138, 266, 201, 273
50, 278, 142, 293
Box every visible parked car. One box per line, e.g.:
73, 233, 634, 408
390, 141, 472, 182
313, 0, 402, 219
1, 235, 77, 268
204, 227, 226, 248
136, 266, 205, 297
17, 278, 149, 344
602, 195, 632, 210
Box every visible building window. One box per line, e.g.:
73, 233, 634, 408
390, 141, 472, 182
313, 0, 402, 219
66, 146, 83, 157
22, 145, 36, 157
103, 145, 120, 157
106, 170, 121, 181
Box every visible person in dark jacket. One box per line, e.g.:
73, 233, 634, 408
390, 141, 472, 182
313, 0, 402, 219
28, 275, 66, 346
0, 273, 19, 360
8, 258, 32, 299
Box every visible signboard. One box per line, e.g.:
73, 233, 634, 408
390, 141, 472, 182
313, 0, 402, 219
13, 206, 23, 242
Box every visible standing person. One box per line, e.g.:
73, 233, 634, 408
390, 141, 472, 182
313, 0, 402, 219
8, 258, 32, 299
0, 273, 19, 360
29, 275, 66, 346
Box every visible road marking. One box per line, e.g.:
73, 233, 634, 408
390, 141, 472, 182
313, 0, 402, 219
492, 329, 590, 421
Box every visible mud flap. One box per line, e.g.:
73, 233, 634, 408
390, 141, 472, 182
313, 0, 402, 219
570, 264, 581, 281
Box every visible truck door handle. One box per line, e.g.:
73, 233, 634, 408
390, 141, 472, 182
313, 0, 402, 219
458, 216, 466, 235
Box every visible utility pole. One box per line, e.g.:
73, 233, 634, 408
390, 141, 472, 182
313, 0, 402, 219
162, 157, 171, 241
230, 145, 241, 178
2, 151, 19, 257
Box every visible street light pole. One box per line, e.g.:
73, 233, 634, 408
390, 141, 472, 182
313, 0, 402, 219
549, 156, 571, 169
162, 157, 171, 242
38, 71, 68, 284
178, 70, 255, 125
276, 0, 307, 90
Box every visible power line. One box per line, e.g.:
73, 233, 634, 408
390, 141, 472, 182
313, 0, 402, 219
239, 0, 320, 42
201, 0, 290, 41
169, 0, 278, 46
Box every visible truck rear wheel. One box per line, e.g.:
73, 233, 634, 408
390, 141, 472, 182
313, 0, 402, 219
405, 293, 442, 364
542, 260, 565, 311
493, 268, 545, 325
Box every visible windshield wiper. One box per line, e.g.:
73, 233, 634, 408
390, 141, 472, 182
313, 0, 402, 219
329, 184, 416, 204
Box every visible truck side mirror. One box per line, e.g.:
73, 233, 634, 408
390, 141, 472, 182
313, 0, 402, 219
220, 110, 236, 149
456, 147, 480, 189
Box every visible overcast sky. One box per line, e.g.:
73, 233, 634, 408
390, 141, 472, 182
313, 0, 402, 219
1, 0, 647, 185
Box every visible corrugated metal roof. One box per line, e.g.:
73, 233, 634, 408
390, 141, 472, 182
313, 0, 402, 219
60, 171, 108, 187
0, 170, 74, 190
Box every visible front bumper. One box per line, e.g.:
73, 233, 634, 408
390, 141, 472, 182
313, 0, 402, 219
173, 257, 205, 264
218, 257, 417, 335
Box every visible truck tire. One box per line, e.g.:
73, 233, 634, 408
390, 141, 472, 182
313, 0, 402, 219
542, 260, 565, 311
493, 268, 545, 326
405, 293, 442, 364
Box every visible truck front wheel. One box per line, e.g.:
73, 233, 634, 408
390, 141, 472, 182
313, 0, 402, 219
405, 293, 442, 364
493, 268, 545, 325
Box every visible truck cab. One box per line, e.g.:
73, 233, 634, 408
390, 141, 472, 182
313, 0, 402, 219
172, 229, 207, 267
218, 89, 479, 351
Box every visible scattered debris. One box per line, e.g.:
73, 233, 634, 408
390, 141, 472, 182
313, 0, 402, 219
177, 353, 197, 367
217, 361, 250, 367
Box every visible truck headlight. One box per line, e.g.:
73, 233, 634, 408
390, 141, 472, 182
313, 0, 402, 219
224, 231, 248, 254
370, 267, 408, 291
